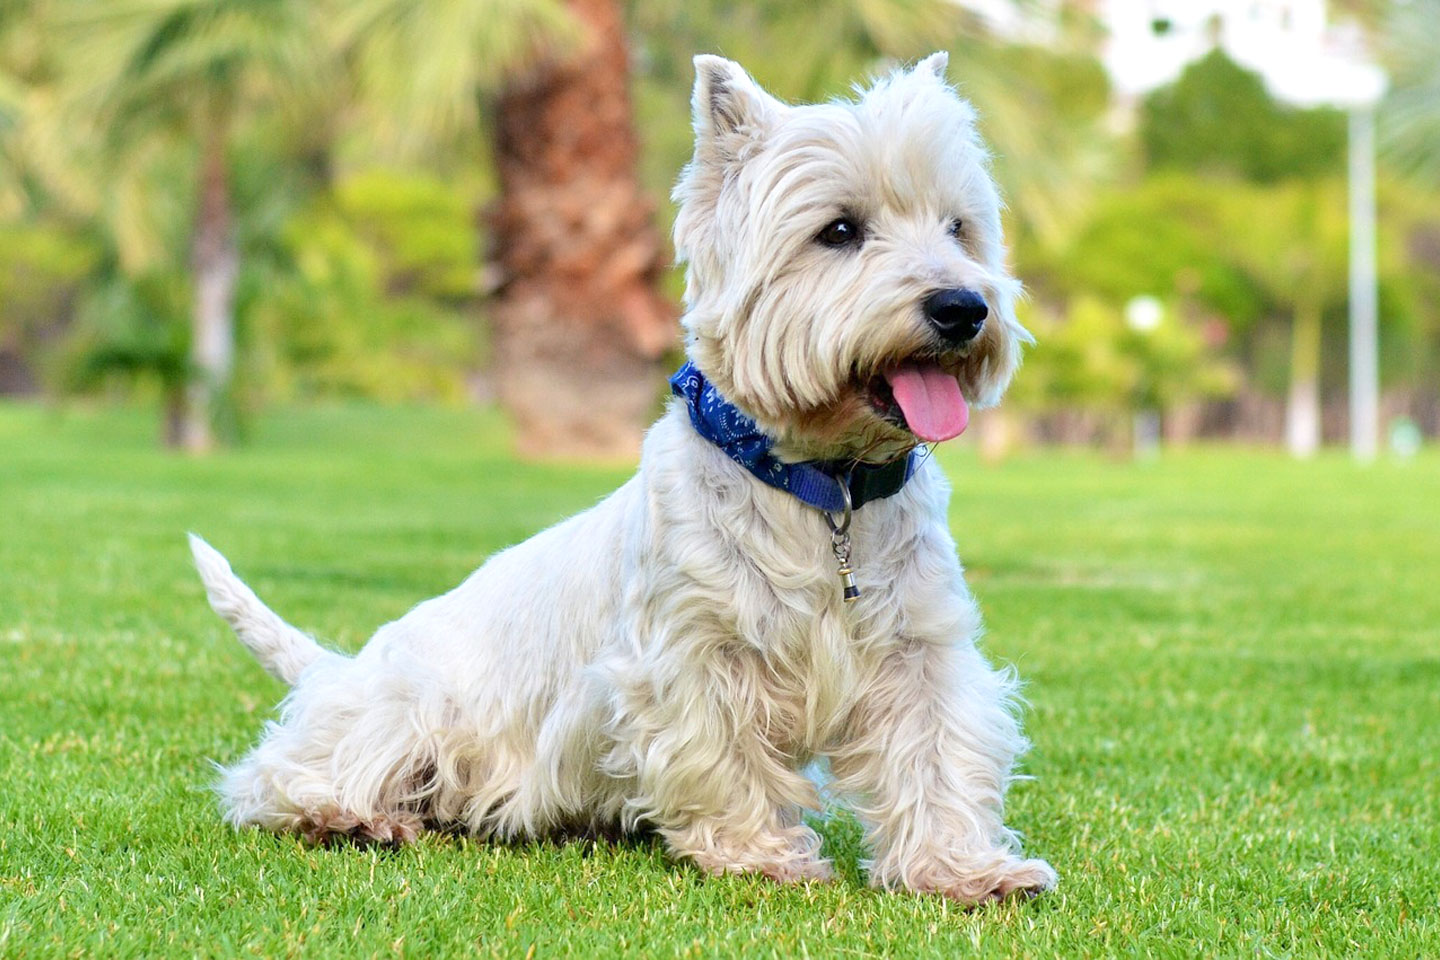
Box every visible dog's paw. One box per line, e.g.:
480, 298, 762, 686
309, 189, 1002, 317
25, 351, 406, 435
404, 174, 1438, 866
358, 812, 423, 846
940, 856, 1056, 906
298, 807, 423, 847
690, 848, 836, 884
758, 856, 835, 884
694, 857, 835, 886
682, 829, 835, 885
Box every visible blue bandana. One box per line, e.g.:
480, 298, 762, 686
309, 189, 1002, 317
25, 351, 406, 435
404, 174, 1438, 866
669, 361, 919, 513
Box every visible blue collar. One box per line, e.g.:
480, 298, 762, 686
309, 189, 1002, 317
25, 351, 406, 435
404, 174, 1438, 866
669, 361, 919, 513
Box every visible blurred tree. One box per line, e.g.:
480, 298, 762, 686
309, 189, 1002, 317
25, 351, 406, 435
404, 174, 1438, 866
1141, 50, 1346, 184
0, 6, 166, 403
0, 224, 98, 393
64, 266, 192, 444
1138, 51, 1352, 454
1380, 181, 1440, 434
1013, 294, 1232, 449
249, 170, 480, 404
1227, 182, 1347, 456
345, 0, 673, 457
57, 0, 322, 451
1379, 0, 1440, 183
488, 0, 675, 457
0, 2, 38, 217
0, 1, 107, 223
1040, 175, 1264, 327
1043, 172, 1423, 448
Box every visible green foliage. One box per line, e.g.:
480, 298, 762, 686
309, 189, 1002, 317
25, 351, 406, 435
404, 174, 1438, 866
1377, 180, 1440, 386
1015, 295, 1234, 416
336, 0, 578, 158
61, 0, 323, 143
1027, 171, 1426, 416
1013, 299, 1132, 413
1042, 175, 1265, 329
0, 221, 96, 393
50, 164, 485, 412
1141, 50, 1346, 183
248, 170, 480, 404
962, 39, 1114, 248
63, 267, 190, 392
2, 405, 1438, 955
0, 221, 97, 346
332, 170, 479, 303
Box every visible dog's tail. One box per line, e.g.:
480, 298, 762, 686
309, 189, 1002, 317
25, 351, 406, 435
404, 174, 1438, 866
188, 533, 331, 685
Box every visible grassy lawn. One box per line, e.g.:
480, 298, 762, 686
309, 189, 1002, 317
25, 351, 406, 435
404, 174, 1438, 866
2, 402, 1437, 958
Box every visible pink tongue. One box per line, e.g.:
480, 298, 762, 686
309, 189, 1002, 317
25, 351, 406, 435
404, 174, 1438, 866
886, 363, 969, 442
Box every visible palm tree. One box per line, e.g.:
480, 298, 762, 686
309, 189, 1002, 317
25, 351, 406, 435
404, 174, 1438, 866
488, 0, 675, 458
1221, 180, 1352, 456
0, 1, 91, 221
345, 0, 673, 458
1380, 0, 1440, 183
60, 0, 320, 451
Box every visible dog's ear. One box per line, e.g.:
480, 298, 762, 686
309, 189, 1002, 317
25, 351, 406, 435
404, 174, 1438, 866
691, 55, 783, 161
913, 51, 950, 81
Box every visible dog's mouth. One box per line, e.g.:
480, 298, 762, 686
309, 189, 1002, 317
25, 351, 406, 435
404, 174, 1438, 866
864, 360, 969, 443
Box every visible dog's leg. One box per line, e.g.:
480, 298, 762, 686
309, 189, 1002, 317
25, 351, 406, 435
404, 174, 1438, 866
616, 655, 833, 883
223, 733, 428, 847
660, 802, 832, 884
219, 657, 458, 847
828, 639, 1055, 904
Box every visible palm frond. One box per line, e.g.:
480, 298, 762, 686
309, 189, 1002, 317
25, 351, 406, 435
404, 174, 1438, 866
337, 0, 578, 158
1379, 0, 1440, 181
56, 0, 322, 144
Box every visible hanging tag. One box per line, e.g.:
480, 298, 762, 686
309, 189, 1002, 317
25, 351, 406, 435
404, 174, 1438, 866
824, 474, 859, 602
832, 531, 859, 602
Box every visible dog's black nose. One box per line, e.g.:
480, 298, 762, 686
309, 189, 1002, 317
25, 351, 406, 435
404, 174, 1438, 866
923, 289, 987, 344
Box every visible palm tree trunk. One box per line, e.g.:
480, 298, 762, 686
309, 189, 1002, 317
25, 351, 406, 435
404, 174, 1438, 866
181, 118, 239, 453
164, 381, 186, 448
490, 0, 674, 459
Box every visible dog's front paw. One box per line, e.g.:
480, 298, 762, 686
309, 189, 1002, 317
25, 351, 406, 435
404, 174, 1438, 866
757, 856, 835, 884
674, 824, 835, 885
939, 856, 1056, 906
692, 851, 835, 884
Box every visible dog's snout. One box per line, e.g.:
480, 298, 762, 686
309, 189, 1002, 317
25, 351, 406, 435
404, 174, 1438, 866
923, 289, 987, 345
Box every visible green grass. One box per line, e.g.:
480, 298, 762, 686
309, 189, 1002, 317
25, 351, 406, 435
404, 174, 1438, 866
2, 402, 1437, 958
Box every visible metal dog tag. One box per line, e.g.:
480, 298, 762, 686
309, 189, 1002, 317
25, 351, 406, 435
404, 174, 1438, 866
825, 478, 859, 602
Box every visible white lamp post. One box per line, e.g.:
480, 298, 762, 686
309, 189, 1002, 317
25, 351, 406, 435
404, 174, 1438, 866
1347, 103, 1381, 462
1243, 41, 1387, 461
1254, 32, 1386, 461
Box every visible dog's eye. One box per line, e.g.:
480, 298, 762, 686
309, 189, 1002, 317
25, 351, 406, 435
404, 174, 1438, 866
947, 218, 964, 239
817, 218, 862, 248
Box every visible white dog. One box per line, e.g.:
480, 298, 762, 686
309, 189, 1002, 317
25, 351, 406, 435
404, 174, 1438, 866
191, 53, 1055, 904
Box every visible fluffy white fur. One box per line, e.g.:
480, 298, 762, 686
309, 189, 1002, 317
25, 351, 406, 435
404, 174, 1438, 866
192, 53, 1055, 904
